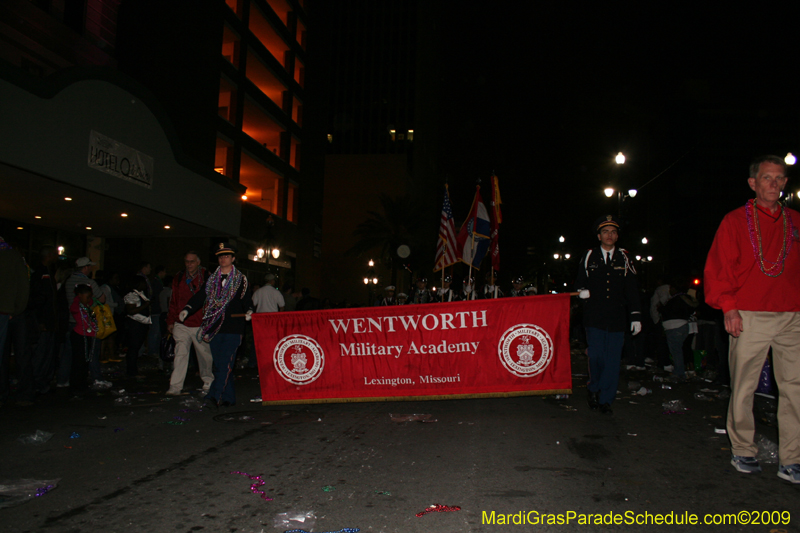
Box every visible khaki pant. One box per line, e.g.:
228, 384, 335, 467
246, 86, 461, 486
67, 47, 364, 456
728, 311, 800, 465
169, 323, 214, 391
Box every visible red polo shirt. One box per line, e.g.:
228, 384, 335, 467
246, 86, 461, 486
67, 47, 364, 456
704, 203, 800, 314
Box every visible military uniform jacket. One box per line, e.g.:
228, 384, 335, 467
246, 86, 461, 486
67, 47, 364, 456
575, 246, 641, 332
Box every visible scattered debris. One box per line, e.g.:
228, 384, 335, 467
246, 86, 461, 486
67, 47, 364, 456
390, 414, 437, 423
231, 471, 273, 502
755, 434, 778, 464
273, 511, 316, 530
416, 504, 462, 517
662, 400, 687, 413
17, 430, 53, 445
0, 479, 60, 509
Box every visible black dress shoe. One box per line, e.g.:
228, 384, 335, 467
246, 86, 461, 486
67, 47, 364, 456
587, 391, 599, 410
203, 398, 219, 411
599, 403, 613, 415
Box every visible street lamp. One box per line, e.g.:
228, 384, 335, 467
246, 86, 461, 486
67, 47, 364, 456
559, 236, 565, 243
641, 237, 648, 244
615, 152, 626, 165
364, 259, 379, 305
786, 152, 796, 166
604, 187, 615, 198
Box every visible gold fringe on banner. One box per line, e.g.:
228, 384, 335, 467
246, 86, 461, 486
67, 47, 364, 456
262, 389, 573, 406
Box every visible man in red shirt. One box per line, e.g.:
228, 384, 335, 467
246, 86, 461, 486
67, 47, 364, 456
165, 251, 213, 396
705, 155, 800, 483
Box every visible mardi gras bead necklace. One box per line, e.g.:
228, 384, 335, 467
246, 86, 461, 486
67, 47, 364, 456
78, 302, 98, 362
745, 199, 793, 277
200, 265, 247, 341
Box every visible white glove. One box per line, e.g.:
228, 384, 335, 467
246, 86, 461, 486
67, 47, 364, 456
631, 321, 642, 335
579, 290, 590, 299
178, 310, 188, 323
245, 310, 253, 321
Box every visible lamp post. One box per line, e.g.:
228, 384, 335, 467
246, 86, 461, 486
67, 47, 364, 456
364, 259, 379, 306
603, 187, 638, 218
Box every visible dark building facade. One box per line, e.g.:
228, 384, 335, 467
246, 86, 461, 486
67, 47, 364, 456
0, 0, 322, 291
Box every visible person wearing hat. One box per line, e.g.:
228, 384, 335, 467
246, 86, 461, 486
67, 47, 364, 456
481, 271, 504, 299
396, 292, 408, 305
410, 276, 434, 304
179, 242, 252, 409
379, 286, 397, 306
460, 276, 477, 301
575, 215, 642, 414
251, 273, 285, 313
58, 256, 109, 390
437, 276, 458, 302
509, 276, 527, 297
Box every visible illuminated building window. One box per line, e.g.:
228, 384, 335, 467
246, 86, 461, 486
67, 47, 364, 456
389, 129, 396, 141
290, 135, 301, 170
222, 24, 241, 67
225, 0, 240, 16
327, 134, 333, 143
266, 0, 291, 27
292, 96, 302, 126
294, 57, 305, 88
245, 51, 287, 109
287, 182, 299, 223
242, 97, 284, 156
407, 129, 414, 141
215, 137, 234, 177
296, 20, 307, 49
240, 151, 284, 216
250, 6, 290, 72
218, 76, 236, 122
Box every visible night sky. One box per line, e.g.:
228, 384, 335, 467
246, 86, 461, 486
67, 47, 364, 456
428, 3, 798, 288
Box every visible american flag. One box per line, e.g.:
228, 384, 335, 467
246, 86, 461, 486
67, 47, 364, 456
434, 185, 459, 272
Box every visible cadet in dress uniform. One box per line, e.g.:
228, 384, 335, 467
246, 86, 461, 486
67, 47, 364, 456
509, 276, 527, 297
379, 286, 397, 306
460, 277, 477, 301
436, 275, 458, 302
481, 271, 504, 299
575, 215, 642, 414
410, 277, 434, 304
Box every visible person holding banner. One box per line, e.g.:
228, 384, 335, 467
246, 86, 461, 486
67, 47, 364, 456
575, 215, 642, 414
179, 243, 252, 409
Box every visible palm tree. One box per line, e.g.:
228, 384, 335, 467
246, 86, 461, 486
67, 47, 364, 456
347, 193, 436, 287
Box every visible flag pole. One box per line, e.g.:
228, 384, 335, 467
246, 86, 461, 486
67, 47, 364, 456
441, 243, 446, 302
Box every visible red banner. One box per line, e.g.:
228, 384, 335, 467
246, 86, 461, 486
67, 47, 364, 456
252, 294, 572, 404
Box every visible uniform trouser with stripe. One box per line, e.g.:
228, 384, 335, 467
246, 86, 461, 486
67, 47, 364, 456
728, 311, 800, 465
207, 333, 242, 405
585, 327, 624, 405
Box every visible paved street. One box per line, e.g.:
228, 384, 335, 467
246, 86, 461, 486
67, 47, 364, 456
1, 352, 798, 533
